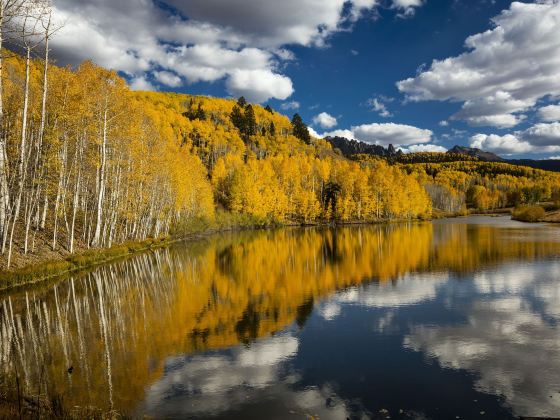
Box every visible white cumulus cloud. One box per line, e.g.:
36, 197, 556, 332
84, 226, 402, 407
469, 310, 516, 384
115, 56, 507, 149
307, 126, 322, 138
469, 123, 560, 155
368, 97, 392, 118
401, 144, 447, 153
469, 134, 533, 155
322, 129, 355, 139
154, 71, 182, 88
398, 1, 560, 128
280, 101, 300, 111
392, 0, 425, 17
352, 122, 433, 146
130, 76, 156, 91
322, 123, 433, 147
538, 104, 560, 122
50, 0, 424, 102
225, 69, 294, 103
313, 112, 338, 129
522, 122, 560, 147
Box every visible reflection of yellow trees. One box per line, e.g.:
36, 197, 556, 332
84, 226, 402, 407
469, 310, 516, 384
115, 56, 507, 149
430, 223, 559, 271
2, 221, 560, 413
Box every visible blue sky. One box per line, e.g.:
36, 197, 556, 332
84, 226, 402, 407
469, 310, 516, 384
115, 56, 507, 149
51, 0, 560, 158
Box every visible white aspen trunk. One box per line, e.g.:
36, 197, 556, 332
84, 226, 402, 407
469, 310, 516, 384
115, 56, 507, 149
69, 174, 80, 253
92, 100, 108, 247
52, 138, 67, 250
38, 15, 49, 151
33, 16, 50, 233
23, 126, 41, 254
69, 136, 83, 253
107, 162, 122, 247
39, 192, 47, 229
23, 183, 39, 254
0, 3, 10, 240
6, 46, 31, 267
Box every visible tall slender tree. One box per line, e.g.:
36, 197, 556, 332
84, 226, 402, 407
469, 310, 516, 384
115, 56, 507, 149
0, 0, 26, 240
291, 113, 311, 144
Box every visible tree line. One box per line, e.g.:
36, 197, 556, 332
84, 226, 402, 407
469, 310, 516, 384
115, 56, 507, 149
401, 160, 560, 213
138, 91, 433, 224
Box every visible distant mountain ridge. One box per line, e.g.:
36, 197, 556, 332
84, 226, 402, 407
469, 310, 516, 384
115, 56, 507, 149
324, 136, 560, 172
447, 145, 560, 172
326, 136, 402, 158
446, 145, 504, 162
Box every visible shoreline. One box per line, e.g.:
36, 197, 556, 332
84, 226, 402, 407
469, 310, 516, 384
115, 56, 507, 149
0, 224, 264, 292
0, 211, 536, 292
0, 217, 432, 291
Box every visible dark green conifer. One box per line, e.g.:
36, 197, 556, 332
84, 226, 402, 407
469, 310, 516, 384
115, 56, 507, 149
291, 113, 311, 144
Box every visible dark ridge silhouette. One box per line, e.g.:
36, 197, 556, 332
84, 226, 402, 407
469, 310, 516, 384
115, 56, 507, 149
324, 136, 560, 172
325, 136, 401, 158
507, 159, 560, 172
446, 145, 504, 162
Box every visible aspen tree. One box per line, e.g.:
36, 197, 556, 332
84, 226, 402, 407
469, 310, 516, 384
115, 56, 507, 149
0, 0, 26, 238
5, 0, 45, 266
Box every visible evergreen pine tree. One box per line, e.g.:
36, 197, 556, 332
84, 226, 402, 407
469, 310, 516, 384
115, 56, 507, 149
237, 96, 247, 107
291, 113, 311, 144
245, 105, 257, 136
230, 105, 245, 132
196, 103, 206, 120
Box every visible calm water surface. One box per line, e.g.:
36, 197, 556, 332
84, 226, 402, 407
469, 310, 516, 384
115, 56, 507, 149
2, 216, 560, 419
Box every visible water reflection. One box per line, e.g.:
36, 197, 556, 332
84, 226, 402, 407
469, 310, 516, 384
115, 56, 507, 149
138, 334, 358, 419
1, 217, 560, 418
404, 261, 560, 418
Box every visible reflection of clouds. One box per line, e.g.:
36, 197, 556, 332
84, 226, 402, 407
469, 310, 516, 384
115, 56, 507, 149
475, 262, 560, 321
319, 302, 341, 321
319, 273, 447, 321
535, 281, 560, 318
375, 311, 396, 333
237, 336, 298, 368
141, 334, 358, 419
405, 261, 560, 418
473, 264, 541, 294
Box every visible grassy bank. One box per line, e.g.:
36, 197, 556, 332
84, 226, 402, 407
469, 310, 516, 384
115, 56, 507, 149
431, 208, 469, 219
0, 236, 174, 291
0, 212, 279, 291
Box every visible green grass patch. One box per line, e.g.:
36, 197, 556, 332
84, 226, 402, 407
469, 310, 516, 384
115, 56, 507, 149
0, 237, 172, 291
170, 211, 279, 237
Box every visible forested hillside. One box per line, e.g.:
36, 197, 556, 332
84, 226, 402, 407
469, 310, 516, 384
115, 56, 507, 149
401, 160, 560, 214
0, 45, 432, 269
328, 139, 560, 215
135, 92, 432, 223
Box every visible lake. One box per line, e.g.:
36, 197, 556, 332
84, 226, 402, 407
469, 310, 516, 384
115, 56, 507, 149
2, 216, 560, 419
